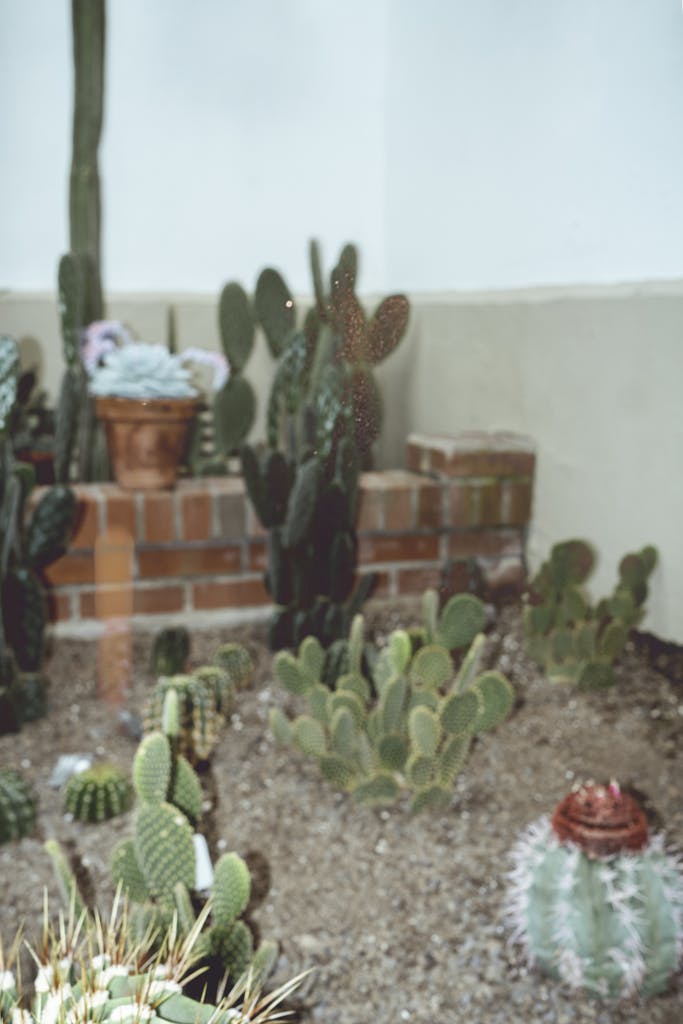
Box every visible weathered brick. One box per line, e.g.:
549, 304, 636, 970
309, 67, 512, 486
192, 577, 269, 610
383, 487, 413, 532
70, 493, 100, 549
138, 546, 241, 578
396, 565, 443, 595
104, 492, 136, 535
447, 483, 476, 527
47, 590, 74, 622
501, 479, 533, 526
248, 541, 267, 572
406, 431, 536, 478
447, 529, 522, 560
474, 480, 503, 527
95, 585, 134, 620
134, 585, 185, 614
143, 493, 175, 543
45, 553, 95, 586
215, 488, 246, 539
415, 479, 442, 529
358, 534, 439, 564
181, 492, 212, 541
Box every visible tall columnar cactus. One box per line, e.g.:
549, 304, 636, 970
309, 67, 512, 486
523, 539, 658, 689
54, 0, 107, 483
506, 782, 683, 998
63, 762, 133, 823
0, 769, 37, 844
242, 240, 410, 650
270, 590, 514, 812
0, 338, 77, 731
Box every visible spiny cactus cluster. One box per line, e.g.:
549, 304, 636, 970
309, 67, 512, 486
0, 768, 37, 845
242, 240, 410, 650
0, 337, 77, 733
270, 590, 514, 811
523, 539, 658, 689
506, 782, 683, 999
64, 763, 133, 824
0, 898, 302, 1024
144, 643, 253, 764
110, 696, 273, 985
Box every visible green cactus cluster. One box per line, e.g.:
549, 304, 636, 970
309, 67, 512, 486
144, 643, 252, 764
523, 539, 658, 689
0, 897, 301, 1024
106, 696, 272, 986
270, 590, 514, 812
242, 240, 410, 650
0, 768, 37, 845
0, 337, 78, 733
63, 762, 133, 823
506, 800, 683, 999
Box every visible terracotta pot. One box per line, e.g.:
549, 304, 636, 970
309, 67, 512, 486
95, 395, 197, 491
551, 782, 648, 857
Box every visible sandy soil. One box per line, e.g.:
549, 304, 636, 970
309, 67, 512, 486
1, 600, 682, 1024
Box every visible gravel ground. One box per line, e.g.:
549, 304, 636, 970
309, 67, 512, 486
1, 599, 682, 1024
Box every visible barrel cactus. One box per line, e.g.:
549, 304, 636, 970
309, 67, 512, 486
64, 763, 133, 823
150, 625, 191, 676
0, 769, 37, 844
506, 782, 683, 998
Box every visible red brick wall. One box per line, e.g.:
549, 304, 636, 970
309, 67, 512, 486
42, 432, 535, 625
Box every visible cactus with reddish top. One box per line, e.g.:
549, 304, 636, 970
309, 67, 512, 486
506, 782, 683, 998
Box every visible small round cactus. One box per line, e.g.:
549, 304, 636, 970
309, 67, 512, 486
506, 782, 683, 999
64, 763, 133, 823
0, 768, 37, 844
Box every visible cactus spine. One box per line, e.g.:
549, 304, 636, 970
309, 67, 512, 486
270, 590, 514, 811
523, 539, 658, 688
506, 783, 683, 998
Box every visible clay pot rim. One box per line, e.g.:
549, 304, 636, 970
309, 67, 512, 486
95, 394, 198, 421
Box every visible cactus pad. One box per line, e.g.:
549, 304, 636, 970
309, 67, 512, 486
134, 801, 195, 900
212, 852, 251, 926
134, 732, 171, 802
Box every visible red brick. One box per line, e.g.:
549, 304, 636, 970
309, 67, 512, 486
138, 546, 241, 579
474, 481, 503, 527
45, 552, 95, 585
501, 479, 533, 526
105, 493, 136, 535
215, 487, 246, 539
95, 585, 134, 620
447, 529, 522, 560
134, 585, 185, 614
79, 590, 96, 618
47, 591, 74, 622
249, 541, 267, 572
358, 534, 439, 564
95, 528, 134, 585
383, 487, 413, 532
396, 565, 443, 595
192, 577, 269, 610
181, 492, 212, 541
447, 483, 476, 527
357, 489, 383, 532
143, 493, 175, 543
415, 480, 442, 529
70, 494, 100, 549
406, 432, 536, 478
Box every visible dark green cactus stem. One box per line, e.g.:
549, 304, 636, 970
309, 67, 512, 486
151, 626, 191, 676
70, 0, 105, 324
0, 769, 37, 844
213, 282, 257, 455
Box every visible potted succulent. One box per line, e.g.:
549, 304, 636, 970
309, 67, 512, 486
89, 332, 199, 490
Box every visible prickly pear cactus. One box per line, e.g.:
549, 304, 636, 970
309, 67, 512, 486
0, 769, 37, 844
523, 539, 658, 688
63, 762, 133, 823
212, 281, 257, 458
270, 590, 514, 811
506, 782, 683, 998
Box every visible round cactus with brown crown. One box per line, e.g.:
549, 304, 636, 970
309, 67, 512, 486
506, 781, 683, 999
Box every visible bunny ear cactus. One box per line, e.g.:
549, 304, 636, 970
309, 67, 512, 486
506, 782, 683, 999
524, 539, 658, 689
211, 282, 257, 460
270, 590, 513, 811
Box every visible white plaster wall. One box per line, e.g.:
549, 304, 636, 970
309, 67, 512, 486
385, 0, 683, 289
